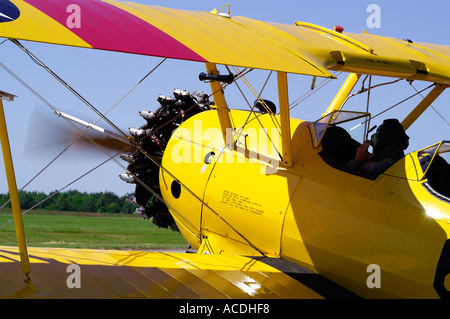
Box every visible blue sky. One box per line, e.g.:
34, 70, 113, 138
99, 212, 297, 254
0, 0, 449, 196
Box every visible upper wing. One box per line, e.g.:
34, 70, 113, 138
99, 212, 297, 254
1, 0, 449, 84
0, 245, 356, 299
0, 0, 333, 79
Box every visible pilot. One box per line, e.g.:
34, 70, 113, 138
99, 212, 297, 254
347, 119, 409, 176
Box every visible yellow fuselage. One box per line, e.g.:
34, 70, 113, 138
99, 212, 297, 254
160, 109, 450, 298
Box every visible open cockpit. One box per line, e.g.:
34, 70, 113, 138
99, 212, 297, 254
312, 111, 449, 202
418, 141, 450, 202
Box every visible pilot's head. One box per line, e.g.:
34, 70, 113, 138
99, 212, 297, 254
370, 119, 409, 151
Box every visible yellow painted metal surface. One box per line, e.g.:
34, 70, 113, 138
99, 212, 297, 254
160, 110, 224, 250
277, 72, 293, 167
100, 1, 334, 78
283, 145, 450, 298
201, 162, 300, 257
1, 1, 449, 83
162, 108, 450, 298
3, 1, 91, 48
322, 73, 361, 116
205, 63, 233, 149
1, 0, 449, 300
0, 246, 323, 299
271, 22, 450, 84
162, 109, 304, 257
401, 84, 447, 130
0, 99, 30, 279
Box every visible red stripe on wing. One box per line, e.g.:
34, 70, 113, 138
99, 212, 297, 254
24, 0, 207, 62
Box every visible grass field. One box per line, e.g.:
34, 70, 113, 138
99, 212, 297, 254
0, 209, 189, 250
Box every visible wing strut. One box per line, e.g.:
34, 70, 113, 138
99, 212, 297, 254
322, 73, 361, 117
401, 84, 447, 130
205, 63, 234, 149
0, 91, 31, 282
277, 72, 293, 167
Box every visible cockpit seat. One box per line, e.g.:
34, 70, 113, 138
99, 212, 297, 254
425, 154, 450, 198
320, 125, 361, 166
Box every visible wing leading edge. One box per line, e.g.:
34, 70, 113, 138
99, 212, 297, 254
0, 0, 332, 78
1, 0, 448, 83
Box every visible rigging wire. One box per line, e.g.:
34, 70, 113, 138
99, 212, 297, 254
227, 69, 283, 161
409, 82, 450, 127
147, 66, 253, 140
114, 65, 270, 256
228, 65, 281, 132
98, 58, 167, 120
347, 83, 435, 133
127, 79, 270, 256
0, 42, 166, 192
0, 55, 163, 209
0, 153, 115, 230
10, 39, 130, 139
0, 119, 199, 244
364, 75, 372, 140
5, 37, 319, 256
0, 49, 268, 256
0, 53, 154, 176
231, 69, 273, 137
5, 38, 441, 256
341, 77, 403, 110
371, 84, 434, 120
0, 60, 112, 209
0, 133, 87, 211
0, 59, 133, 208
288, 72, 341, 110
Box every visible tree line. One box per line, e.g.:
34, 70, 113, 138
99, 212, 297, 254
0, 190, 134, 214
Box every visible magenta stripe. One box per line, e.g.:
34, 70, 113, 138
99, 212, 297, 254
24, 0, 206, 62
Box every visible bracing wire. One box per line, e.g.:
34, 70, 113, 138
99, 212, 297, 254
11, 39, 129, 138
409, 82, 450, 126
347, 83, 435, 134
0, 47, 268, 256
0, 53, 164, 194
228, 70, 283, 161
371, 84, 434, 120
0, 154, 115, 230
0, 55, 160, 209
364, 75, 372, 141
289, 72, 341, 110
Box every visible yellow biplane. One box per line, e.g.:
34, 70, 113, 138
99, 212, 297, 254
0, 0, 449, 300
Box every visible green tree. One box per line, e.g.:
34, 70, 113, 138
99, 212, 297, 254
0, 190, 134, 214
105, 202, 120, 214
